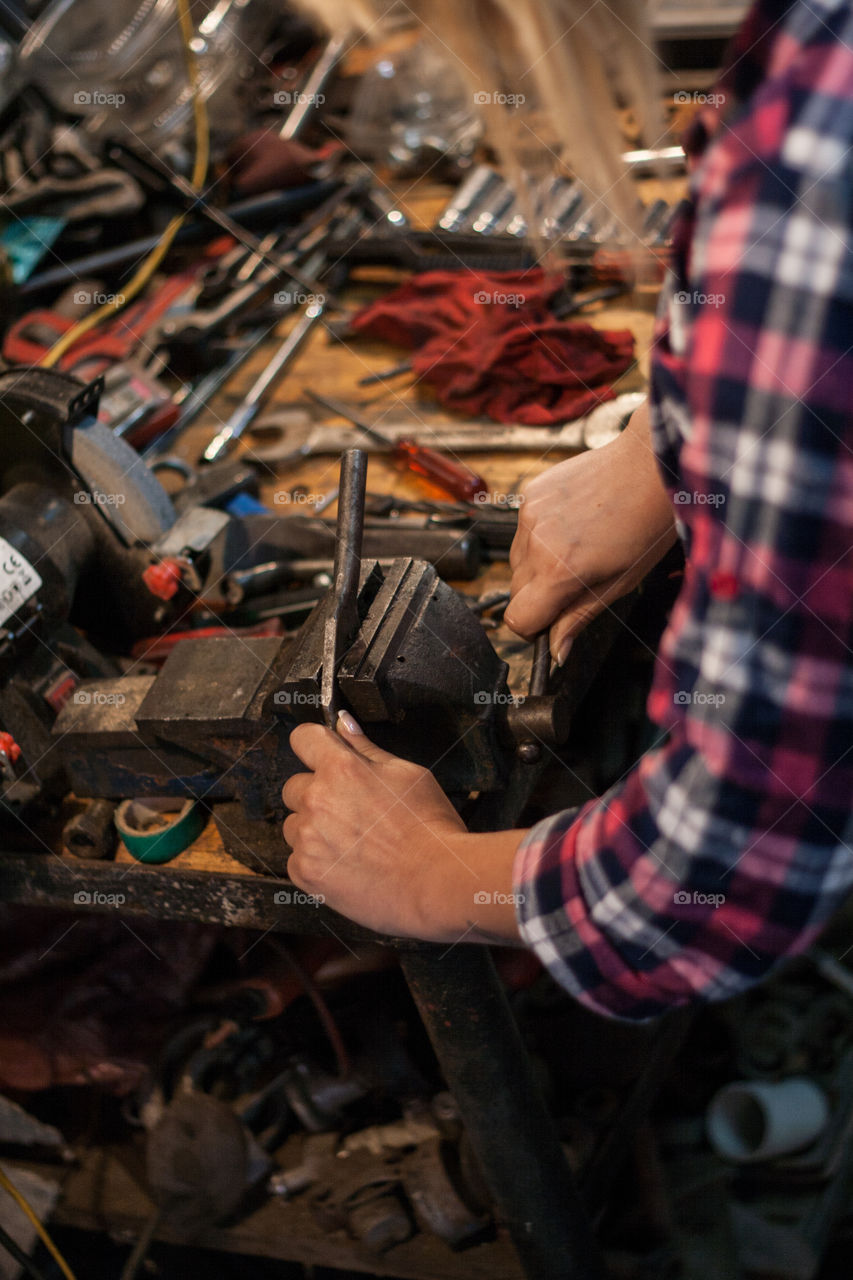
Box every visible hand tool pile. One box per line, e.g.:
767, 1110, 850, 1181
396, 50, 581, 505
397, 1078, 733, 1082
10, 19, 842, 1280
0, 1, 684, 878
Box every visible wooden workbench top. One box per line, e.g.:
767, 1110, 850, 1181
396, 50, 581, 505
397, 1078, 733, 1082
113, 170, 677, 876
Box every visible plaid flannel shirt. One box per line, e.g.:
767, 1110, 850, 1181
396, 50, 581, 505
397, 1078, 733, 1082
513, 0, 853, 1019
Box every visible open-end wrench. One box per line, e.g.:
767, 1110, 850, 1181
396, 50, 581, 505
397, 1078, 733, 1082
244, 392, 646, 463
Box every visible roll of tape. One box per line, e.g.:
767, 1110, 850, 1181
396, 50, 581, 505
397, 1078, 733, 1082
115, 797, 204, 864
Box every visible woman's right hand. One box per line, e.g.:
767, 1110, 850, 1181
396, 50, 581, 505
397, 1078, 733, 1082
504, 402, 678, 663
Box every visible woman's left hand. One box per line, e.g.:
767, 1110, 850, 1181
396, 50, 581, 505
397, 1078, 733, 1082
283, 712, 469, 938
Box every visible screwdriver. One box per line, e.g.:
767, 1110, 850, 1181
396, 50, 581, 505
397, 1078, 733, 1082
306, 391, 488, 502
203, 300, 325, 463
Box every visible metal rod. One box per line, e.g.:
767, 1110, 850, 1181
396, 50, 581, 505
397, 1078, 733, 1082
580, 1012, 691, 1214
281, 33, 349, 140
516, 633, 552, 764
321, 448, 367, 727
19, 183, 340, 295
202, 300, 325, 463
401, 945, 606, 1280
144, 325, 271, 458
529, 632, 551, 697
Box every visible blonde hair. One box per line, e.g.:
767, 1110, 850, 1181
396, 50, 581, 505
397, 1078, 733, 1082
293, 0, 664, 240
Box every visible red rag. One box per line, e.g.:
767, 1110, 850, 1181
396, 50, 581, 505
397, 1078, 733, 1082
349, 270, 634, 424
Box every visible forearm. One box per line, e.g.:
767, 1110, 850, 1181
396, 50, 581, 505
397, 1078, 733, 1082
420, 828, 529, 946
505, 396, 677, 655
618, 399, 677, 536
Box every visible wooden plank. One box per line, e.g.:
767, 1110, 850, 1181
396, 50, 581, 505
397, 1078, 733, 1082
7, 1150, 524, 1280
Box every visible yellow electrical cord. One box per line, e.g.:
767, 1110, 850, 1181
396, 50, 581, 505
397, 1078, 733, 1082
0, 1164, 78, 1280
40, 0, 210, 368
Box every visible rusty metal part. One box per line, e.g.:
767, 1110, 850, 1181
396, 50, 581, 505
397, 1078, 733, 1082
269, 1115, 489, 1253
401, 945, 605, 1280
52, 555, 510, 845
221, 515, 482, 581
321, 448, 367, 728
402, 1135, 491, 1249
0, 854, 388, 940
48, 582, 634, 875
280, 555, 508, 794
506, 595, 637, 762
342, 1180, 414, 1253
516, 633, 553, 763
62, 798, 116, 860
281, 1059, 365, 1132
268, 1133, 336, 1200
146, 1092, 271, 1241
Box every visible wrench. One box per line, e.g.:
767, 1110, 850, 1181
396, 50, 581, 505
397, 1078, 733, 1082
243, 393, 646, 464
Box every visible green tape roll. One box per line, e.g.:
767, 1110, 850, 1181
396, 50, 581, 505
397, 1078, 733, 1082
115, 797, 204, 864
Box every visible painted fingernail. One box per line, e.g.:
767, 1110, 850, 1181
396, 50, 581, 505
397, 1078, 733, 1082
337, 710, 364, 735
555, 636, 573, 667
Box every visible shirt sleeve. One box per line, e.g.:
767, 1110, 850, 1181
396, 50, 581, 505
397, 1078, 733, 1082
513, 2, 853, 1020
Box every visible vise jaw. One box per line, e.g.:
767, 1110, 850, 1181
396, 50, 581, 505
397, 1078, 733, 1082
53, 557, 511, 874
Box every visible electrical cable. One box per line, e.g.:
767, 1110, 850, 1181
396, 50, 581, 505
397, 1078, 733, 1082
118, 1205, 164, 1280
0, 1219, 51, 1280
267, 940, 351, 1078
0, 1165, 77, 1280
40, 0, 210, 368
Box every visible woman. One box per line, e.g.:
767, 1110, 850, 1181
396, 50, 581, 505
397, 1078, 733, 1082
282, 0, 853, 1020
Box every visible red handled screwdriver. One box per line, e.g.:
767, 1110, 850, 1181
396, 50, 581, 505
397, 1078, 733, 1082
306, 391, 488, 502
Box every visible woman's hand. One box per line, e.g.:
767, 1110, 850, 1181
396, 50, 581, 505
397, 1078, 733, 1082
505, 402, 677, 662
283, 714, 524, 943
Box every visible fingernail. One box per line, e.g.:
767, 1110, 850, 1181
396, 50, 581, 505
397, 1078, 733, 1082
555, 636, 573, 667
337, 710, 364, 735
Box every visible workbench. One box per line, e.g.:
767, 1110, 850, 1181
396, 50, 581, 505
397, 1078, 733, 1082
0, 173, 682, 1280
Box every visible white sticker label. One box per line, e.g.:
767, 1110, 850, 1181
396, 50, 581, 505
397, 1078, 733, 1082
0, 537, 42, 626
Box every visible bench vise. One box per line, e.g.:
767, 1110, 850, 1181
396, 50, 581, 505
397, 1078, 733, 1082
53, 451, 516, 873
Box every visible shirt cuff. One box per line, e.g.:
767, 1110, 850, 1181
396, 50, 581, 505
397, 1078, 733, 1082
511, 805, 671, 1022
